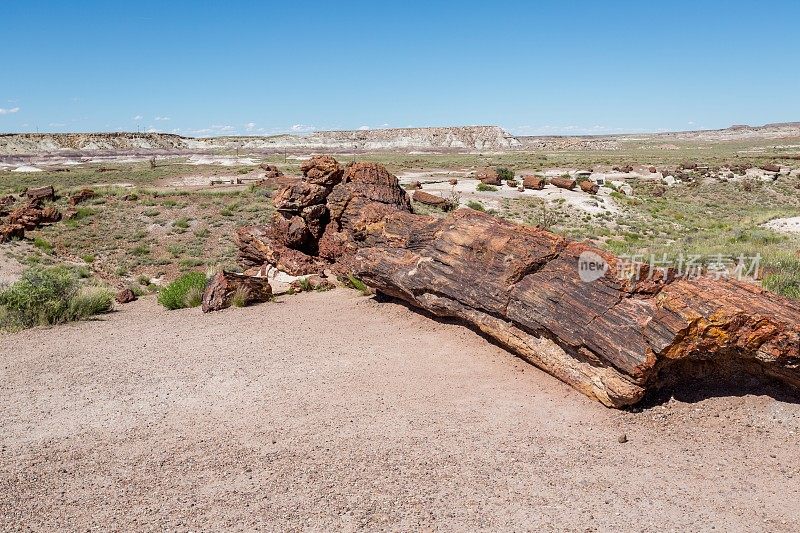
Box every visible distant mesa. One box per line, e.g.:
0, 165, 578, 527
1, 122, 799, 155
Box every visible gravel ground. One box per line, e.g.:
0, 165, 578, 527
1, 290, 799, 531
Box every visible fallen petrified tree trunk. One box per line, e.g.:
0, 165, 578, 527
237, 157, 800, 408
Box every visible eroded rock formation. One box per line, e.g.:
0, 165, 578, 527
236, 157, 800, 408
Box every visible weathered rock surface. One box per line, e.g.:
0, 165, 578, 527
6, 202, 62, 230
236, 157, 800, 408
0, 223, 24, 243
300, 155, 343, 187
115, 288, 137, 304
202, 271, 273, 313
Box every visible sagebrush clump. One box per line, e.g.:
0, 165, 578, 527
0, 266, 113, 331
157, 272, 207, 310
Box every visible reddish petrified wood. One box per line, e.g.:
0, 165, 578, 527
346, 209, 800, 407
68, 188, 96, 206
579, 180, 599, 194
202, 271, 273, 313
522, 175, 545, 190
550, 177, 576, 190
236, 158, 800, 407
412, 190, 448, 207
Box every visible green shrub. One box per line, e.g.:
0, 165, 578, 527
0, 266, 112, 331
157, 272, 207, 310
476, 183, 497, 192
65, 286, 113, 321
466, 200, 485, 211
33, 237, 54, 253
81, 254, 96, 263
496, 167, 514, 181
346, 274, 371, 296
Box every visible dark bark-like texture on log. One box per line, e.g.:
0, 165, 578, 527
349, 209, 800, 407
235, 157, 800, 407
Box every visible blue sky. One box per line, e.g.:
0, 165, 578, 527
2, 0, 799, 136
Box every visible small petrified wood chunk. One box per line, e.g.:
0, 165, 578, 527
202, 270, 273, 313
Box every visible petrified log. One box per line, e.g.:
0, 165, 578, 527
648, 166, 657, 173
202, 270, 273, 313
522, 175, 545, 190
579, 181, 599, 194
68, 188, 96, 206
550, 177, 576, 190
759, 164, 781, 173
6, 202, 61, 230
25, 185, 55, 203
476, 167, 501, 185
236, 157, 800, 408
413, 190, 448, 207
346, 209, 800, 408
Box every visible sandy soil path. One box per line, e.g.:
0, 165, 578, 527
1, 290, 798, 531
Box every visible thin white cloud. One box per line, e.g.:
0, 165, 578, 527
244, 122, 256, 131
0, 107, 20, 115
133, 115, 143, 121
48, 122, 66, 127
155, 116, 170, 121
290, 124, 316, 133
358, 125, 370, 130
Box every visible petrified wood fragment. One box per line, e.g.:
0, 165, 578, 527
202, 270, 273, 313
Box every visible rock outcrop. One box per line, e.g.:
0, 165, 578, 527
237, 157, 800, 408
